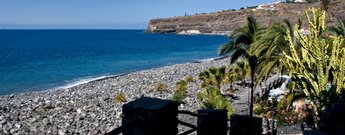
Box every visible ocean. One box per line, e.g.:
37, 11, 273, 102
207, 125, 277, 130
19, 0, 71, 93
0, 30, 227, 95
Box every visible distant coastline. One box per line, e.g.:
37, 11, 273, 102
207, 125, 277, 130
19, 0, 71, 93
146, 1, 344, 34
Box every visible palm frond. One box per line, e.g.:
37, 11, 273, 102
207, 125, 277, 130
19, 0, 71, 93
230, 49, 248, 64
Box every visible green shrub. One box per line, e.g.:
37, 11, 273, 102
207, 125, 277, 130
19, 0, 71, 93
175, 80, 187, 94
185, 76, 194, 83
274, 105, 309, 126
155, 83, 167, 92
253, 102, 270, 116
171, 80, 189, 104
198, 86, 234, 116
171, 91, 186, 104
114, 93, 126, 103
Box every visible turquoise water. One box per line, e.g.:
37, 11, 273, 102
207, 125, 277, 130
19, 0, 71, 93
0, 30, 227, 95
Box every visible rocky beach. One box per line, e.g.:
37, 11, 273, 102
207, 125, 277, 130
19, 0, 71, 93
0, 59, 302, 135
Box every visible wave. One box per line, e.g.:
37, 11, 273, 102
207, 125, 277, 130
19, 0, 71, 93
54, 74, 126, 90
191, 55, 229, 63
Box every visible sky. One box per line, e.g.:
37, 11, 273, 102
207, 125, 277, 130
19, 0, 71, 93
0, 0, 278, 29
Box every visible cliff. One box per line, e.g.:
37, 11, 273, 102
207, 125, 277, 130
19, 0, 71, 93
146, 0, 345, 34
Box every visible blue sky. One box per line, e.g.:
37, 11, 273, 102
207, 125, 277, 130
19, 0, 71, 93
0, 0, 278, 29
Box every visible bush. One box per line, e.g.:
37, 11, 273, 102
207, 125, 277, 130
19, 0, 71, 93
171, 80, 188, 104
257, 97, 310, 126
185, 76, 194, 83
274, 105, 309, 126
253, 102, 270, 116
175, 80, 187, 94
155, 83, 167, 92
172, 91, 186, 104
114, 93, 126, 103
198, 86, 234, 116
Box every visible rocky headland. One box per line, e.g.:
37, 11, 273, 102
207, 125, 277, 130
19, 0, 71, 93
146, 0, 345, 34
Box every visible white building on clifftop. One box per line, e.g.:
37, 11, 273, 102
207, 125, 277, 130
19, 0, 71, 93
178, 30, 201, 35
286, 0, 308, 3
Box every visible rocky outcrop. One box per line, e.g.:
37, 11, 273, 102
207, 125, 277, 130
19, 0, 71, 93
146, 0, 345, 34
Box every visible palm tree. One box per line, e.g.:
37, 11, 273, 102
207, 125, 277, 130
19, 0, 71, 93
320, 0, 331, 12
249, 18, 302, 82
230, 60, 251, 87
327, 18, 345, 37
198, 66, 227, 90
319, 0, 334, 20
197, 86, 234, 116
219, 16, 264, 63
224, 67, 238, 92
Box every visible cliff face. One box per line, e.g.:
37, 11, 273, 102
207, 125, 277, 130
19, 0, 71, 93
146, 0, 345, 34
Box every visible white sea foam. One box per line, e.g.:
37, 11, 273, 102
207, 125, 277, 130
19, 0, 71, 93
55, 74, 124, 90
193, 55, 229, 63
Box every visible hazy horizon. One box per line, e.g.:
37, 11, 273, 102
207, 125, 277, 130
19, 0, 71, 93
1, 0, 278, 29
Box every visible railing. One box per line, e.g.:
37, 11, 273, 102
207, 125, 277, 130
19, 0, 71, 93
106, 97, 275, 135
177, 110, 198, 135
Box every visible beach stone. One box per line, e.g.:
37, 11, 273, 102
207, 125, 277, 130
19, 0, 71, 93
15, 124, 21, 129
76, 108, 82, 114
58, 129, 65, 135
0, 120, 6, 125
33, 97, 39, 103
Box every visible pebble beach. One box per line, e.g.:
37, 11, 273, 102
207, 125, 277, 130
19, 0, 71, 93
0, 59, 302, 135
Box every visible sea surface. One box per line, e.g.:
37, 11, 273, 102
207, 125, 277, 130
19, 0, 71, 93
0, 30, 227, 95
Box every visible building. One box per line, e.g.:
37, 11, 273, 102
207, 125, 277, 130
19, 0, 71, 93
286, 0, 310, 3
300, 29, 309, 35
256, 3, 275, 10
295, 0, 307, 3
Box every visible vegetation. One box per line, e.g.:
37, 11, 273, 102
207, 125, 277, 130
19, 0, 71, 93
174, 80, 188, 94
155, 83, 167, 92
327, 18, 345, 37
230, 60, 251, 86
281, 7, 345, 126
217, 1, 345, 128
219, 16, 263, 64
114, 93, 127, 103
171, 80, 188, 104
197, 86, 234, 116
198, 66, 227, 90
172, 91, 186, 104
185, 76, 195, 83
274, 104, 309, 126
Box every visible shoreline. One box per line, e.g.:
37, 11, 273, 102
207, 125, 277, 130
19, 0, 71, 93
1, 56, 225, 97
0, 58, 233, 134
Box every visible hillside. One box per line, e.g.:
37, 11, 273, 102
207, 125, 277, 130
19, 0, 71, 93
146, 0, 345, 34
